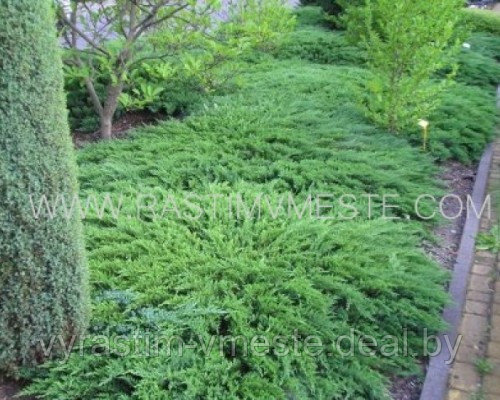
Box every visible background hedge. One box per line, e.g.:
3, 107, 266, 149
462, 8, 500, 35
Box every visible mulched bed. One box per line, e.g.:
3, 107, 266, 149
0, 377, 33, 400
428, 161, 477, 270
72, 110, 166, 148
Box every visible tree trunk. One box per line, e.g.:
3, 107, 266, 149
100, 112, 113, 140
100, 83, 123, 140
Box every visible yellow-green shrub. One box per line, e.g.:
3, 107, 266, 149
343, 0, 466, 132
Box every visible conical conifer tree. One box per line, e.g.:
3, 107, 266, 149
0, 0, 89, 372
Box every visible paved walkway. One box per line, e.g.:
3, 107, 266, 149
448, 137, 500, 400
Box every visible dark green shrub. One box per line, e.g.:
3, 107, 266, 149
64, 63, 108, 133
299, 0, 361, 17
438, 33, 500, 90
467, 33, 500, 61
0, 0, 88, 373
455, 48, 500, 89
294, 5, 329, 26
300, 0, 344, 16
275, 27, 366, 65
417, 83, 498, 163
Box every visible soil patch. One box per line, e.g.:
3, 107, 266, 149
0, 377, 34, 400
72, 110, 166, 148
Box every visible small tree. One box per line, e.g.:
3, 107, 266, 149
343, 0, 465, 133
0, 0, 88, 373
58, 0, 295, 139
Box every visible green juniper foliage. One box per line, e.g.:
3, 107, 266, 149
465, 32, 500, 62
425, 83, 497, 163
275, 26, 365, 65
0, 0, 88, 373
437, 33, 500, 91
455, 49, 500, 89
452, 33, 500, 90
22, 62, 451, 399
274, 6, 366, 65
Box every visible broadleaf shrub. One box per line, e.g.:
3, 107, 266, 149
64, 50, 238, 133
0, 0, 88, 374
343, 0, 466, 132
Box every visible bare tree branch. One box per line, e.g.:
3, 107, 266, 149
128, 2, 137, 39
58, 6, 110, 56
133, 3, 189, 40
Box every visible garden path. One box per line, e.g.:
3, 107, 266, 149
447, 136, 500, 400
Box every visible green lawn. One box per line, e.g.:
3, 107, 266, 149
23, 7, 499, 400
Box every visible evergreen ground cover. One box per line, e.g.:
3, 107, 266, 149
23, 6, 499, 400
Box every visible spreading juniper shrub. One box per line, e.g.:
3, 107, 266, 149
22, 61, 450, 400
21, 7, 499, 400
